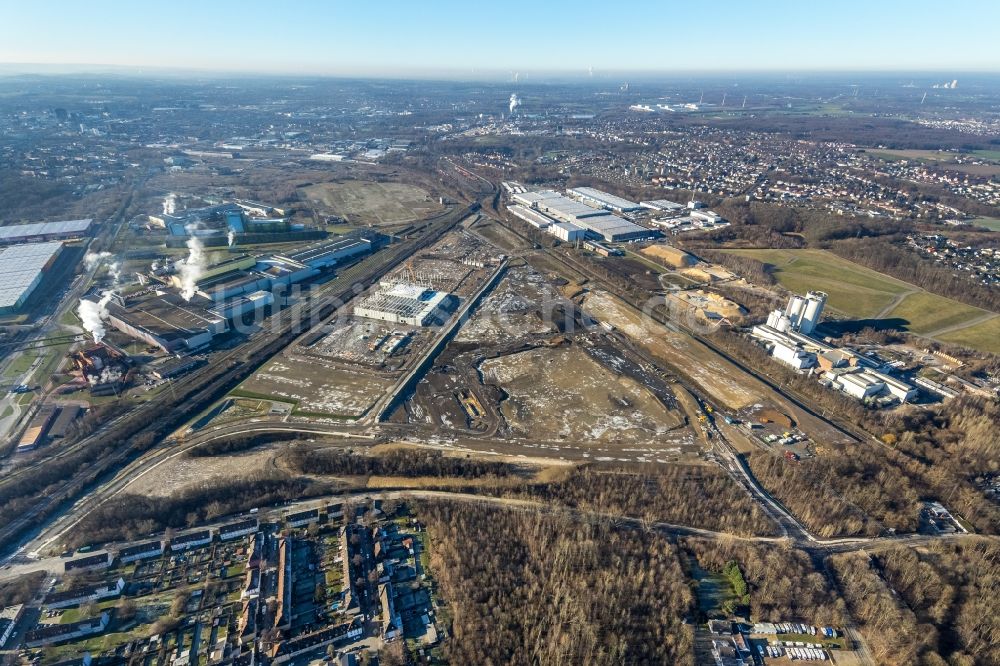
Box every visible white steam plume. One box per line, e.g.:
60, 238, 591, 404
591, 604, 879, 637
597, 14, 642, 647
89, 367, 122, 386
78, 291, 114, 343
84, 251, 121, 284
509, 93, 521, 115
178, 230, 206, 301
227, 229, 236, 247
83, 251, 112, 272
162, 193, 177, 215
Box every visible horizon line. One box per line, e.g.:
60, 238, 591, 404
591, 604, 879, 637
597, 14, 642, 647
2, 62, 999, 83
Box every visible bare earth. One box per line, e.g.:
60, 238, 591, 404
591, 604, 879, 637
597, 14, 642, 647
481, 344, 687, 446
300, 180, 442, 226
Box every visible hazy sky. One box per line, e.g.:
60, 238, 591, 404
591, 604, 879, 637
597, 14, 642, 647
2, 0, 997, 77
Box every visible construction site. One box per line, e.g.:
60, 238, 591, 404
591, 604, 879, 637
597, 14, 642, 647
235, 229, 506, 419
388, 260, 700, 458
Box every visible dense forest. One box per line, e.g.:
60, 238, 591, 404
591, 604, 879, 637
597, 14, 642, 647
830, 540, 1000, 666
684, 539, 848, 626
508, 464, 780, 537
712, 329, 1000, 537
879, 397, 1000, 532
286, 446, 525, 481
66, 472, 332, 547
746, 450, 921, 537
694, 249, 777, 285
417, 501, 695, 665
0, 170, 74, 222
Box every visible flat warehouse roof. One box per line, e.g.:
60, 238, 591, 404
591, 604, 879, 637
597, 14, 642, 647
574, 215, 647, 233
0, 242, 63, 308
0, 219, 92, 241
507, 205, 555, 227
640, 199, 684, 210
537, 195, 612, 219
109, 292, 226, 340
285, 238, 370, 263
568, 187, 641, 210
511, 190, 562, 206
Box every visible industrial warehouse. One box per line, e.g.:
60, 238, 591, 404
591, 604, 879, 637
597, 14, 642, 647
567, 186, 644, 214
0, 242, 64, 313
106, 291, 233, 353
0, 218, 93, 245
354, 282, 457, 327
149, 200, 288, 238
104, 236, 373, 352
507, 186, 656, 242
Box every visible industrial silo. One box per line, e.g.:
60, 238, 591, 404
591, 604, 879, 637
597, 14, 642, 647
799, 291, 828, 335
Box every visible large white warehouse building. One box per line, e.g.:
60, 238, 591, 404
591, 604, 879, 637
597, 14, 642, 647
567, 187, 642, 213
0, 242, 63, 313
510, 190, 652, 242
354, 282, 457, 327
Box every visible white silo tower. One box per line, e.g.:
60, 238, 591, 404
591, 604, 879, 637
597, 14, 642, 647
785, 295, 806, 329
799, 291, 828, 335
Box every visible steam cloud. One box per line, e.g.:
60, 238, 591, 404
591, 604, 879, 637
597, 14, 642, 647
177, 229, 206, 301
89, 367, 122, 386
162, 193, 177, 215
509, 93, 521, 115
78, 291, 114, 343
83, 251, 121, 283
83, 251, 112, 272
227, 229, 236, 247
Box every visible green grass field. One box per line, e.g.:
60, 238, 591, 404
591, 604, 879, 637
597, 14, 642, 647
867, 149, 948, 163
723, 248, 910, 318
971, 217, 1000, 232
884, 292, 985, 334
937, 316, 1000, 355
972, 150, 1000, 162
2, 352, 37, 380
722, 248, 999, 353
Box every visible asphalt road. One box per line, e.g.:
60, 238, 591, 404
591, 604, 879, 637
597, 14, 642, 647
0, 171, 991, 666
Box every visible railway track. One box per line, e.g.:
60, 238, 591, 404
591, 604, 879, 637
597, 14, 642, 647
0, 203, 474, 557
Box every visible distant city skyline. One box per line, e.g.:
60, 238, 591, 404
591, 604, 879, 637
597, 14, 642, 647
2, 0, 998, 77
